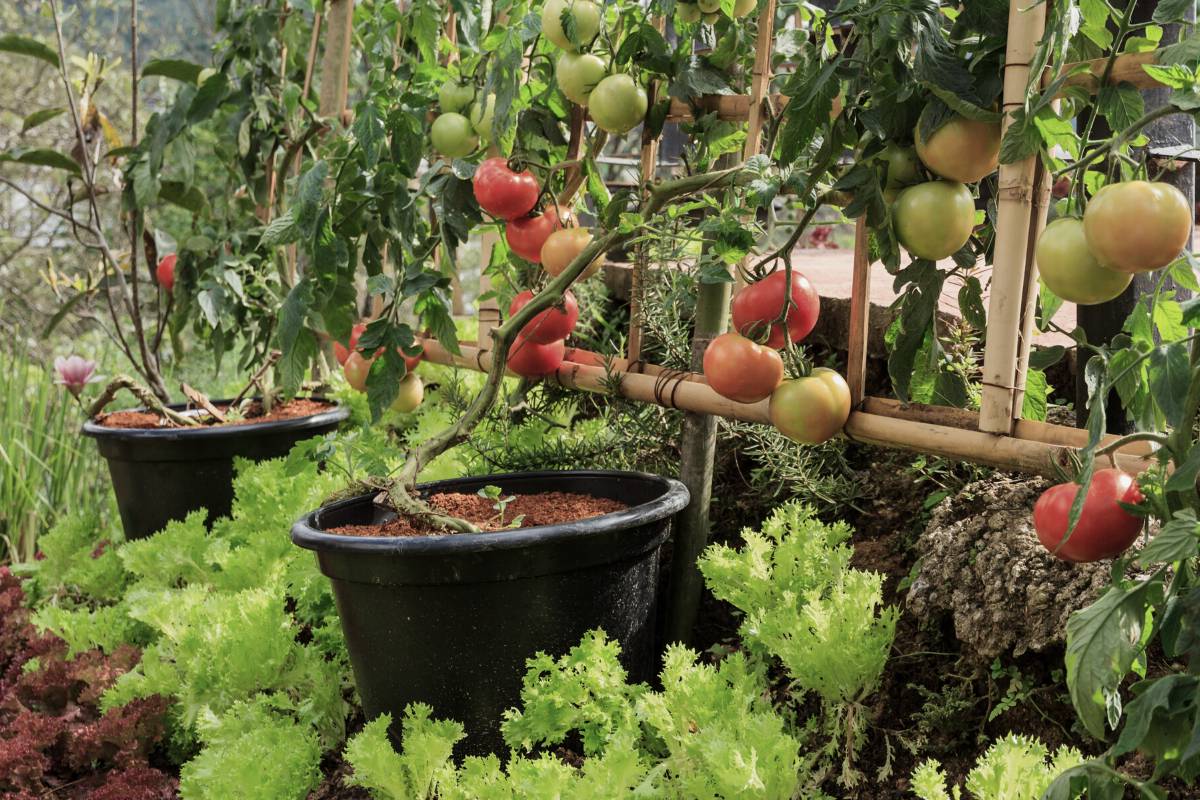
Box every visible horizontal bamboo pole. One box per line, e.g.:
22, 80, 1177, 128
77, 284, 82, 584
664, 51, 1168, 124
419, 341, 1157, 477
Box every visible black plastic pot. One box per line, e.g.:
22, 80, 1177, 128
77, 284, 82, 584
292, 470, 689, 756
83, 399, 348, 541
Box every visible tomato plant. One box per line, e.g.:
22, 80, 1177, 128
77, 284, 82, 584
1033, 469, 1143, 562
731, 270, 820, 349
1035, 218, 1131, 306
768, 369, 852, 445
1082, 181, 1191, 274
474, 158, 540, 221
509, 289, 579, 344
703, 332, 783, 404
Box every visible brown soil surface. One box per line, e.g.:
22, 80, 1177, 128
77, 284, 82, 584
96, 398, 334, 429
330, 491, 628, 537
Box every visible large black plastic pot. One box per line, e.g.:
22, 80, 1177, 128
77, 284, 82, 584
292, 470, 689, 756
83, 400, 348, 541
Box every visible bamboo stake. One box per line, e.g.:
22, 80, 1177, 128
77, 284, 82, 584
734, 0, 777, 292
846, 217, 871, 406
318, 0, 354, 119
418, 341, 1156, 477
1012, 157, 1053, 417
979, 0, 1048, 434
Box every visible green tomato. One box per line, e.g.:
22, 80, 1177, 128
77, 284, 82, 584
541, 0, 602, 52
882, 143, 921, 190
1035, 217, 1131, 305
556, 52, 607, 106
893, 181, 975, 261
438, 79, 476, 113
676, 1, 702, 21
390, 374, 424, 414
588, 74, 648, 135
697, 0, 722, 12
430, 112, 478, 158
732, 0, 756, 15
702, 11, 721, 22
469, 95, 496, 143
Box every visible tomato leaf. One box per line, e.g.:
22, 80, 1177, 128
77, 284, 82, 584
887, 262, 944, 402
261, 211, 300, 248
1021, 368, 1049, 422
1097, 83, 1145, 132
1065, 577, 1164, 738
21, 107, 66, 133
0, 34, 59, 67
1138, 510, 1199, 563
1149, 343, 1192, 427
158, 181, 208, 213
365, 347, 408, 423
1029, 345, 1066, 371
0, 148, 81, 175
957, 276, 987, 330
1114, 675, 1200, 761
140, 58, 204, 84
1154, 0, 1195, 23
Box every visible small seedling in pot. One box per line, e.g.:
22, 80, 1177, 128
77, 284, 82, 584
478, 485, 524, 528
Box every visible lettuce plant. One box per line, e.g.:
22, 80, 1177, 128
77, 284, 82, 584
911, 734, 1083, 800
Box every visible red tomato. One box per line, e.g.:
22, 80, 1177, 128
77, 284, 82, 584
564, 347, 606, 367
506, 206, 571, 263
334, 323, 368, 366
769, 368, 851, 444
473, 157, 539, 221
509, 289, 579, 344
703, 332, 783, 403
156, 253, 176, 293
1033, 469, 1144, 562
507, 337, 565, 378
731, 270, 820, 349
343, 352, 372, 392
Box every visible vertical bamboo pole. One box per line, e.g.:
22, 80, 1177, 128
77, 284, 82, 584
318, 0, 354, 119
734, 0, 777, 291
846, 217, 871, 406
1011, 159, 1052, 416
627, 16, 666, 364
978, 0, 1047, 433
477, 6, 503, 343
666, 3, 777, 645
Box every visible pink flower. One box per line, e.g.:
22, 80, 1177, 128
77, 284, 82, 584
54, 355, 98, 398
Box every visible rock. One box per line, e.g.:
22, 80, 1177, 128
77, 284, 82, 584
906, 473, 1113, 661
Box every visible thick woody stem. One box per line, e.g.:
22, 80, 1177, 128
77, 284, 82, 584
88, 376, 200, 427
384, 164, 751, 530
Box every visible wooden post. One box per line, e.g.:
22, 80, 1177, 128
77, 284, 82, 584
318, 0, 354, 118
978, 0, 1047, 433
1011, 158, 1051, 416
666, 4, 776, 645
846, 217, 871, 406
734, 0, 776, 291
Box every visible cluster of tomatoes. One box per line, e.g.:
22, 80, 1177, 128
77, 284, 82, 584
430, 80, 496, 160
473, 157, 604, 378
703, 270, 851, 445
675, 0, 756, 25
1035, 180, 1191, 306
337, 324, 426, 413
887, 111, 1001, 262
1033, 468, 1144, 563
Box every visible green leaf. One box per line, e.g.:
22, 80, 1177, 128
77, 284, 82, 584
1153, 0, 1195, 24
1065, 578, 1163, 738
261, 212, 299, 247
1149, 343, 1192, 427
141, 58, 204, 84
958, 276, 986, 330
1030, 345, 1066, 370
1138, 510, 1199, 563
1098, 83, 1146, 131
0, 34, 59, 67
365, 349, 406, 423
158, 181, 207, 213
293, 161, 329, 237
1113, 675, 1200, 762
1021, 368, 1049, 422
0, 148, 80, 175
21, 107, 66, 133
353, 103, 385, 169
998, 108, 1042, 164
888, 262, 945, 402
188, 73, 229, 123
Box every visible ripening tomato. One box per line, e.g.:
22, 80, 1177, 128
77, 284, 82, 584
469, 94, 496, 143
1035, 218, 1131, 305
769, 368, 851, 444
156, 253, 176, 292
343, 352, 372, 392
732, 0, 756, 16
541, 228, 603, 279
1082, 181, 1191, 274
430, 112, 478, 158
474, 157, 540, 221
438, 79, 476, 113
883, 143, 921, 190
1033, 469, 1144, 562
588, 74, 648, 135
894, 181, 975, 261
507, 337, 565, 378
914, 111, 1001, 184
333, 322, 368, 366
697, 0, 721, 11
390, 374, 424, 413
731, 269, 820, 349
541, 0, 602, 52
556, 52, 607, 106
676, 1, 701, 21
509, 289, 580, 344
703, 332, 783, 403
506, 205, 571, 263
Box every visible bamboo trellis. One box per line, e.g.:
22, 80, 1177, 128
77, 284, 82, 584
413, 13, 1181, 479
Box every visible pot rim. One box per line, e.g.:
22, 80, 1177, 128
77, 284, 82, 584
81, 397, 349, 441
291, 469, 690, 556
